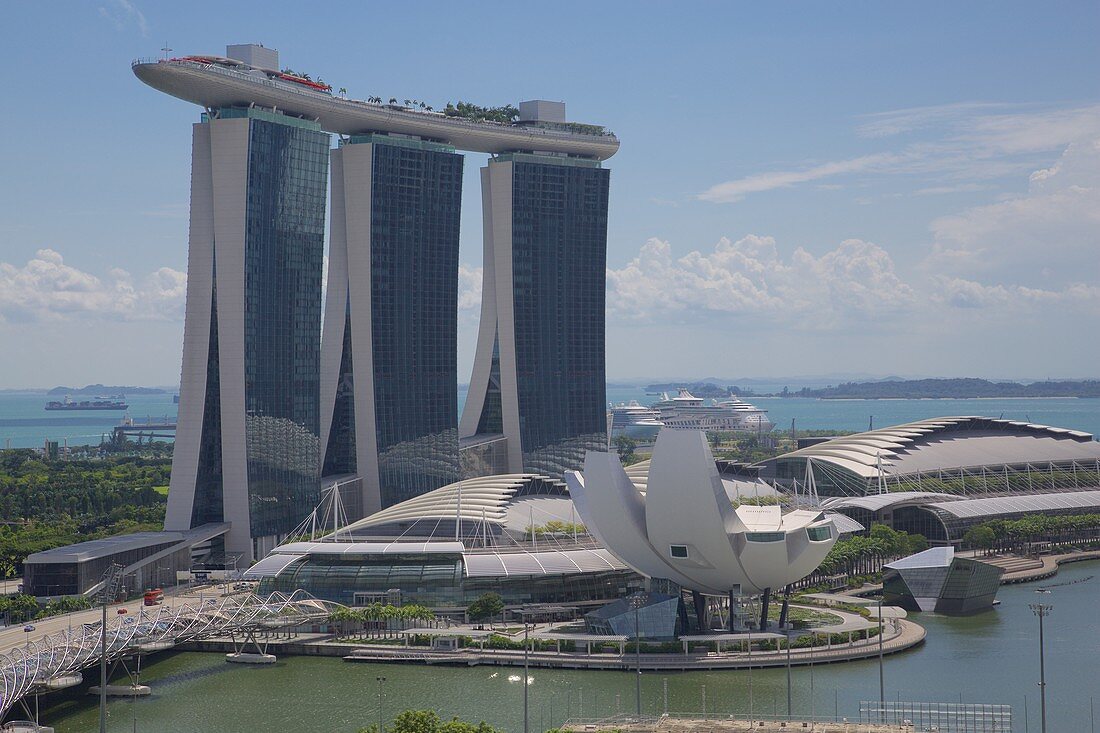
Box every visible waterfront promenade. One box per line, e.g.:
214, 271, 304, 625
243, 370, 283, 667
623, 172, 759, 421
977, 549, 1100, 583
561, 717, 914, 732
175, 615, 924, 671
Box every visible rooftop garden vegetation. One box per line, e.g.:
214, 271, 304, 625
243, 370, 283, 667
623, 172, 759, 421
443, 101, 520, 124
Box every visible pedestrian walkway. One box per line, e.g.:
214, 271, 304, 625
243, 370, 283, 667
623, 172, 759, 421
560, 714, 912, 731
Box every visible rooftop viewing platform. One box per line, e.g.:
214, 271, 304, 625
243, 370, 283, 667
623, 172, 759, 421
132, 55, 619, 160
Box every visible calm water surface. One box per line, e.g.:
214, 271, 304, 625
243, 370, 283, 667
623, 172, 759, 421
36, 562, 1100, 732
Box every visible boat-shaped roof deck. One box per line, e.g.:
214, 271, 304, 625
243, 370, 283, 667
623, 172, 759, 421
132, 58, 620, 160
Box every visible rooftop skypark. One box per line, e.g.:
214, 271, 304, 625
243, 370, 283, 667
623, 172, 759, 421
132, 52, 619, 159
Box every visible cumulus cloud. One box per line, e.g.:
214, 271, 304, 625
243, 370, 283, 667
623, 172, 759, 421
607, 235, 913, 327
458, 264, 482, 312
932, 276, 1100, 313
0, 249, 185, 323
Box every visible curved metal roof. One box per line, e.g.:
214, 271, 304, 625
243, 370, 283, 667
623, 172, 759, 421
822, 491, 962, 513
778, 416, 1100, 479
133, 59, 619, 159
341, 474, 565, 532
925, 490, 1100, 519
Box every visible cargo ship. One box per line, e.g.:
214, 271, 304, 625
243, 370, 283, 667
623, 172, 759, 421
45, 396, 129, 411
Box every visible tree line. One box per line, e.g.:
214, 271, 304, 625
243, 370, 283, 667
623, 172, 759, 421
962, 513, 1100, 554
0, 448, 169, 578
798, 524, 929, 588
328, 603, 437, 641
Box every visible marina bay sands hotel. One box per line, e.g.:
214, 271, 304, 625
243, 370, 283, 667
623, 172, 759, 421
134, 44, 618, 561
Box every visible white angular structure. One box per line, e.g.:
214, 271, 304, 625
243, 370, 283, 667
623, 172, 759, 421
567, 429, 837, 597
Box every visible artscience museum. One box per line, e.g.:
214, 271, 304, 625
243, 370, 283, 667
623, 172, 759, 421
567, 429, 839, 630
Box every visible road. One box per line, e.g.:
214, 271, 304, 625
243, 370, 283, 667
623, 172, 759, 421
0, 584, 234, 657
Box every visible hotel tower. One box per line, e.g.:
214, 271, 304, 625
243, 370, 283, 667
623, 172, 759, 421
134, 46, 618, 557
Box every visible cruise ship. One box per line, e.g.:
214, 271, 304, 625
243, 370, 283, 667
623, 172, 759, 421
608, 401, 664, 440
651, 388, 774, 433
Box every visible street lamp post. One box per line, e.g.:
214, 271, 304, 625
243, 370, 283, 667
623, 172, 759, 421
628, 593, 646, 719
747, 628, 753, 725
523, 622, 531, 733
376, 675, 386, 733
878, 596, 885, 714
786, 632, 792, 718
1030, 603, 1052, 733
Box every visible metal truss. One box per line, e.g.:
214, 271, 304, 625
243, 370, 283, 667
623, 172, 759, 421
0, 590, 340, 719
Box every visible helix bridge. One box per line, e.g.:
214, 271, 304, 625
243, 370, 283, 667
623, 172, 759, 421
0, 590, 340, 721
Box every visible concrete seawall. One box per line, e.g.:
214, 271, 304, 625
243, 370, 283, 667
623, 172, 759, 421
179, 620, 925, 672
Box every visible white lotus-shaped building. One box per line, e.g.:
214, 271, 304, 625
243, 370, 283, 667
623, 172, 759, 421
566, 429, 837, 597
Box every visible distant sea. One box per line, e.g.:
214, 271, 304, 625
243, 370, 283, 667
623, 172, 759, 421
0, 392, 178, 449
2, 388, 1097, 450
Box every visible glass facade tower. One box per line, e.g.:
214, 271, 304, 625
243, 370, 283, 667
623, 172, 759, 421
320, 136, 463, 517
166, 107, 329, 561
460, 153, 610, 479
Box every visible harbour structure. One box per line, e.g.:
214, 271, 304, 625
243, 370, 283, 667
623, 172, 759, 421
134, 45, 620, 548
460, 141, 612, 479
567, 429, 839, 629
319, 133, 464, 519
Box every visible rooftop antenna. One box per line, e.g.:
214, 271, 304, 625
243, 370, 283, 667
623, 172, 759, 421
161, 43, 172, 61
868, 415, 874, 431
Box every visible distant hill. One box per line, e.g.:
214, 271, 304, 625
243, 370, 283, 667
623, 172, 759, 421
47, 384, 168, 396
644, 382, 759, 398
789, 378, 1100, 399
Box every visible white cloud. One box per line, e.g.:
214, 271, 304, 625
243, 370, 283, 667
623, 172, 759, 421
927, 138, 1100, 283
933, 276, 1100, 312
856, 102, 1018, 138
458, 264, 482, 312
97, 0, 149, 36
697, 154, 904, 203
0, 249, 184, 323
700, 102, 1100, 202
607, 235, 913, 326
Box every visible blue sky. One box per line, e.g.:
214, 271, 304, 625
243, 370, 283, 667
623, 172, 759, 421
1, 1, 1098, 387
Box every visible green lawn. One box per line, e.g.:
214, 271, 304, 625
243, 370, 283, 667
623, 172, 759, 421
152, 485, 169, 496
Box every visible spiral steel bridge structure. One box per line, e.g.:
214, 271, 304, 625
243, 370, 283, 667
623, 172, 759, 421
0, 590, 339, 720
